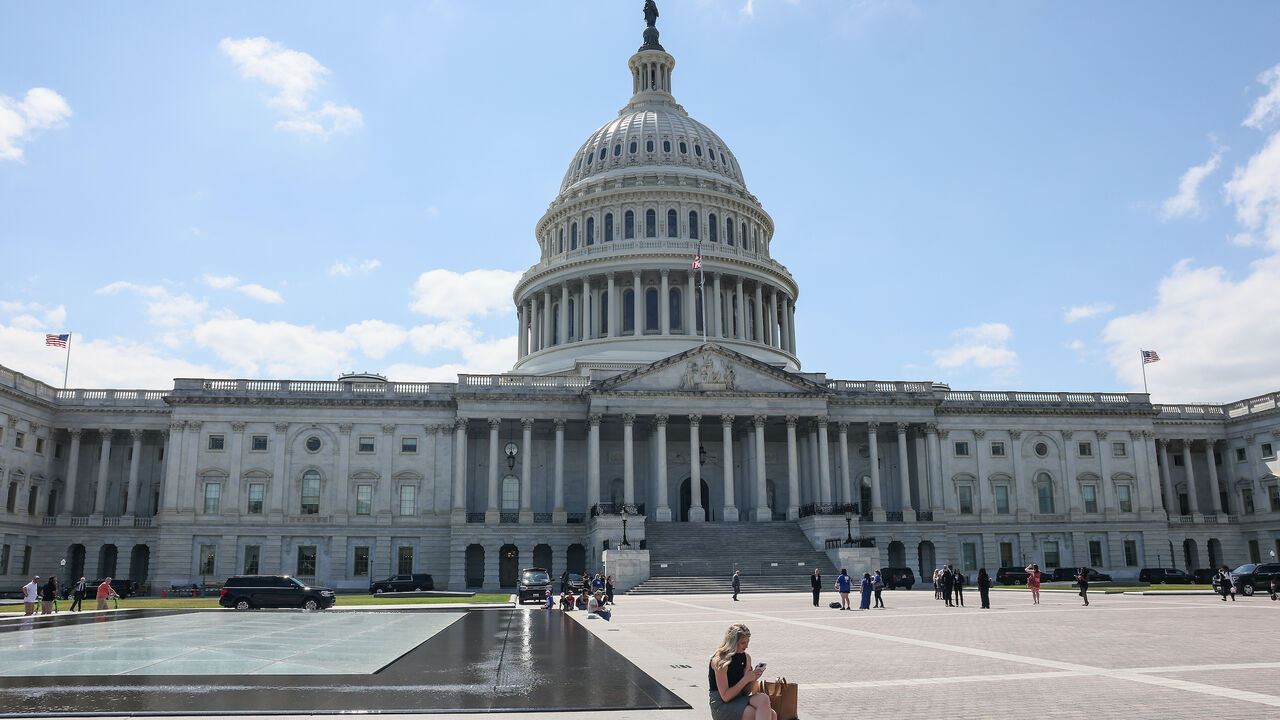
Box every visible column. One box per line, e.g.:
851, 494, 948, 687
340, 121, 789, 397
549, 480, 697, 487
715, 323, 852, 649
520, 418, 534, 524
721, 415, 738, 521
769, 288, 779, 348
93, 429, 112, 516
688, 415, 704, 522
925, 424, 944, 511
225, 422, 245, 517
452, 418, 468, 516
785, 416, 800, 519
530, 299, 539, 352
1096, 430, 1114, 517
270, 423, 287, 518
542, 288, 552, 348
659, 269, 670, 335
780, 297, 792, 352
622, 413, 636, 505
559, 285, 569, 344
838, 422, 851, 505
712, 273, 723, 337
485, 419, 501, 522
753, 415, 770, 521
582, 277, 591, 339
632, 270, 642, 334
734, 276, 745, 339
1205, 440, 1222, 514
817, 418, 832, 504
587, 414, 601, 510
1131, 431, 1152, 515
1181, 440, 1200, 515
654, 414, 671, 521
868, 422, 884, 519
1157, 438, 1175, 514
787, 299, 797, 353
804, 426, 817, 504
753, 283, 764, 344
336, 424, 353, 517
685, 271, 696, 335
1059, 430, 1079, 514
895, 423, 913, 518
125, 429, 143, 516
553, 419, 566, 523
517, 302, 527, 356
607, 273, 618, 338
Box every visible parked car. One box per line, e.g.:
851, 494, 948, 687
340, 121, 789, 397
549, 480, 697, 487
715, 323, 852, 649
1048, 567, 1113, 584
368, 573, 435, 594
59, 578, 138, 600
878, 567, 915, 590
996, 567, 1031, 585
560, 571, 586, 594
1191, 568, 1217, 585
1230, 563, 1280, 596
517, 567, 553, 604
1138, 567, 1195, 585
219, 575, 336, 611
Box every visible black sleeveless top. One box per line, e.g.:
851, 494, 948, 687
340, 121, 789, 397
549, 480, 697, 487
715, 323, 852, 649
709, 653, 747, 693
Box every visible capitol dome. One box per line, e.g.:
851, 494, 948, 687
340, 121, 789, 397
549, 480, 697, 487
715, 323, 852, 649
510, 10, 800, 375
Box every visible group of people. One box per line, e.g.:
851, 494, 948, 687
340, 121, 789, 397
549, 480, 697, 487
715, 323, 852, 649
931, 566, 970, 607
549, 573, 615, 621
831, 568, 885, 610
20, 575, 120, 616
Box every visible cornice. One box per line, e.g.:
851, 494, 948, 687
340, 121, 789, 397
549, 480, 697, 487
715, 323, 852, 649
515, 251, 797, 302
165, 396, 457, 410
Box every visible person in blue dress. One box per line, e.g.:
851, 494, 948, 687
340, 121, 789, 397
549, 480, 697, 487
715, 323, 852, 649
859, 573, 873, 610
835, 568, 852, 610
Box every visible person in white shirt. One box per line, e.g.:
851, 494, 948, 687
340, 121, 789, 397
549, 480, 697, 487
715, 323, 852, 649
22, 576, 39, 616
587, 590, 612, 621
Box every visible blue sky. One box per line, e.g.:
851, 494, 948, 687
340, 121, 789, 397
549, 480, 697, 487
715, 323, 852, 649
3, 1, 1280, 403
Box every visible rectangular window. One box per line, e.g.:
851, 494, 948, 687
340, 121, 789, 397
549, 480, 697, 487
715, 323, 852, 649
1178, 493, 1190, 516
1083, 485, 1098, 514
1243, 488, 1255, 514
1269, 486, 1280, 512
35, 437, 45, 455
1117, 485, 1132, 513
1263, 442, 1276, 460
958, 486, 974, 514
358, 436, 376, 453
1112, 442, 1126, 457
401, 436, 418, 453
247, 483, 264, 515
27, 487, 37, 515
21, 546, 32, 575
1124, 539, 1138, 566
1044, 541, 1060, 569
14, 432, 24, 449
1173, 454, 1184, 467
1078, 442, 1092, 457
399, 485, 416, 516
0, 544, 8, 575
356, 485, 372, 515
1089, 540, 1104, 568
243, 545, 260, 575
994, 486, 1010, 515
301, 476, 321, 515
962, 542, 977, 571
954, 441, 969, 457
1038, 483, 1054, 514
251, 435, 268, 451
199, 545, 217, 576
208, 434, 224, 451
990, 441, 1005, 457
54, 442, 63, 459
1248, 540, 1260, 564
203, 483, 221, 514
1220, 490, 1231, 514
1236, 447, 1248, 463
1214, 451, 1222, 466
999, 541, 1014, 568
397, 546, 414, 575
353, 546, 370, 576
296, 546, 317, 577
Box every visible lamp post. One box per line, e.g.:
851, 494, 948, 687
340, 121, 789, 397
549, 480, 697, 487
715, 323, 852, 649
620, 504, 636, 547
843, 510, 854, 546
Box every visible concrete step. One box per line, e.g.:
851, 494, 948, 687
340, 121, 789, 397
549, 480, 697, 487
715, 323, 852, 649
628, 575, 811, 595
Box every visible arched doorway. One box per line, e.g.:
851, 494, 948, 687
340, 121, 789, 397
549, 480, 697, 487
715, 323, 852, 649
499, 545, 519, 587
130, 545, 150, 584
98, 544, 118, 578
465, 544, 485, 588
860, 477, 873, 515
1207, 538, 1223, 569
1183, 538, 1200, 571
679, 478, 710, 521
533, 544, 553, 574
888, 541, 906, 568
67, 544, 85, 583
765, 480, 778, 519
566, 544, 586, 575
918, 541, 936, 580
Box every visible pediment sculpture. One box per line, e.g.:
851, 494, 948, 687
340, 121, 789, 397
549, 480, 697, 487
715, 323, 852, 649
679, 357, 737, 392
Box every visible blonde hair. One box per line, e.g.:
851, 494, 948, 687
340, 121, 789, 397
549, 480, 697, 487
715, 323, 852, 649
711, 623, 751, 670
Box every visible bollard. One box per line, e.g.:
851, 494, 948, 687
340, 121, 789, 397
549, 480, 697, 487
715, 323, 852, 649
192, 590, 197, 598
161, 590, 166, 599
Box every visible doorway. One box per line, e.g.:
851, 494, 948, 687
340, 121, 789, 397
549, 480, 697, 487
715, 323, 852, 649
499, 544, 519, 587
679, 478, 710, 521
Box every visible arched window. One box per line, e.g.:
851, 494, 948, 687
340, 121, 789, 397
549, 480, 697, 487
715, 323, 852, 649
629, 140, 637, 153
46, 489, 58, 516
557, 228, 563, 253
679, 141, 687, 154
623, 290, 635, 333
26, 486, 37, 515
586, 153, 592, 165
695, 289, 704, 333
5, 482, 16, 512
599, 147, 606, 160
605, 213, 614, 242
645, 209, 656, 238
663, 140, 671, 152
742, 223, 748, 249
747, 299, 756, 340
570, 222, 578, 250
568, 299, 576, 340
709, 214, 718, 242
669, 288, 682, 330
1037, 473, 1054, 514
731, 294, 739, 336
646, 139, 654, 152
695, 144, 703, 157
624, 211, 635, 239
689, 211, 699, 239
586, 217, 594, 245
502, 475, 519, 511
645, 288, 659, 331
301, 470, 321, 515
613, 143, 621, 157
667, 209, 678, 237
600, 291, 609, 334
709, 148, 716, 161
726, 219, 734, 246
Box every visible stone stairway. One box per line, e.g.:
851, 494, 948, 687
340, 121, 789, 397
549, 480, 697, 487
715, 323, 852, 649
628, 521, 837, 595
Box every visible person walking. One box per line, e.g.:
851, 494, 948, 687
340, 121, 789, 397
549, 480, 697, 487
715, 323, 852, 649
941, 566, 954, 607
810, 568, 822, 607
1025, 564, 1041, 605
858, 572, 873, 610
933, 568, 942, 600
40, 576, 59, 615
977, 568, 992, 609
22, 576, 39, 616
70, 577, 87, 612
708, 623, 774, 720
96, 578, 120, 610
872, 570, 885, 608
1214, 566, 1235, 602
605, 575, 615, 604
1075, 566, 1091, 606
731, 570, 741, 602
953, 569, 966, 607
835, 568, 852, 610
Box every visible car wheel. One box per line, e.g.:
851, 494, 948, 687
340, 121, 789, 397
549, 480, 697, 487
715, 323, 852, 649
1242, 584, 1255, 597
905, 585, 912, 591
234, 599, 251, 611
303, 598, 320, 611
414, 586, 424, 592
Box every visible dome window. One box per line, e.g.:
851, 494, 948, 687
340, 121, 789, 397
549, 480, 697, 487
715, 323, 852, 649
599, 148, 607, 161
669, 288, 682, 331
679, 141, 687, 154
586, 154, 592, 166
646, 140, 654, 152
578, 158, 583, 171
624, 211, 635, 239
708, 213, 718, 242
645, 209, 656, 238
695, 144, 703, 157
571, 222, 578, 250
645, 288, 659, 332
613, 144, 621, 157
742, 223, 748, 249
708, 148, 716, 161
667, 209, 678, 238
622, 290, 635, 333
629, 141, 637, 154
726, 219, 734, 246
689, 211, 699, 239
663, 140, 671, 153
558, 229, 564, 253
586, 217, 595, 245
605, 213, 614, 242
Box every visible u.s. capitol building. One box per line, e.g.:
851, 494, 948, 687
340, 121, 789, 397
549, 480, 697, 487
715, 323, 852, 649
2, 12, 1278, 593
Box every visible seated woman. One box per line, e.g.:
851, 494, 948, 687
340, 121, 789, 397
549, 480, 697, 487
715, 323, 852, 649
559, 591, 575, 611
708, 623, 775, 720
576, 590, 590, 610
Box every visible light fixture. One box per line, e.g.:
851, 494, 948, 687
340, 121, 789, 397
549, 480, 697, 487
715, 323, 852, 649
505, 441, 518, 471
699, 444, 707, 466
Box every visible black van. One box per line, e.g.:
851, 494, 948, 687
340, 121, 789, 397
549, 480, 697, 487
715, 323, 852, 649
369, 574, 435, 594
219, 575, 336, 611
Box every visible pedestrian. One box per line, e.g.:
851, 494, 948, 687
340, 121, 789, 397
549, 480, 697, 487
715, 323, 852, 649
941, 566, 954, 607
605, 575, 615, 604
587, 590, 612, 621
835, 568, 852, 610
22, 576, 39, 616
953, 570, 966, 607
731, 570, 741, 601
70, 577, 87, 612
1214, 566, 1234, 602
858, 572, 873, 610
810, 568, 822, 607
559, 590, 575, 611
977, 568, 992, 609
1025, 564, 1041, 605
707, 623, 774, 720
40, 576, 59, 615
96, 577, 120, 610
933, 568, 941, 600
1075, 566, 1090, 606
872, 570, 885, 608
544, 589, 555, 610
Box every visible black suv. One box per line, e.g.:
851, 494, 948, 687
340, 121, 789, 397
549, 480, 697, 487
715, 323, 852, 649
369, 573, 435, 594
1048, 567, 1113, 584
996, 567, 1031, 585
878, 567, 915, 590
1192, 568, 1217, 585
1138, 568, 1194, 585
1230, 563, 1280, 596
518, 568, 552, 604
560, 571, 586, 594
219, 575, 336, 611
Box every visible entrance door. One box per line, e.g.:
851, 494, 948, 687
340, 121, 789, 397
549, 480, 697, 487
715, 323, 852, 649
679, 478, 710, 521
499, 544, 519, 587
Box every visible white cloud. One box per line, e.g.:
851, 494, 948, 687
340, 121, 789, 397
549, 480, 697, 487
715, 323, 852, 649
1160, 150, 1222, 220
409, 269, 522, 319
329, 258, 381, 276
740, 0, 755, 18
1064, 302, 1115, 323
95, 281, 208, 327
0, 87, 71, 161
1066, 340, 1085, 351
0, 325, 225, 389
234, 283, 284, 304
1243, 62, 1280, 130
1224, 130, 1280, 251
202, 274, 239, 289
220, 37, 362, 139
932, 323, 1018, 370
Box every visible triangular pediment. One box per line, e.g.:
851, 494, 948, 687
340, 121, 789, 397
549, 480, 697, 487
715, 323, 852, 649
590, 344, 830, 396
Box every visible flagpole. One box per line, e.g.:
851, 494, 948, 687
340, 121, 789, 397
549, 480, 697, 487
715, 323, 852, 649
63, 333, 72, 390
1139, 349, 1148, 395
697, 241, 707, 345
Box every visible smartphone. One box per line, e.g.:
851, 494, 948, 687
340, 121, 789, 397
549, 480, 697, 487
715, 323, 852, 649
753, 662, 766, 672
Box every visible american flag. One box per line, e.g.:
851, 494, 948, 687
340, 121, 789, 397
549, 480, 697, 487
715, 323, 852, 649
45, 333, 69, 348
692, 252, 702, 270
1141, 349, 1160, 364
